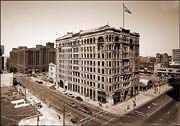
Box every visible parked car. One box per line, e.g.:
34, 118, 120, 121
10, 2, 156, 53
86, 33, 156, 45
68, 94, 75, 98
71, 118, 78, 124
35, 80, 43, 84
75, 96, 83, 101
49, 86, 56, 90
38, 81, 43, 84
79, 105, 92, 114
70, 102, 77, 108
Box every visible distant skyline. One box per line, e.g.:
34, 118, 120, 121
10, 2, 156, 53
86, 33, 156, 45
1, 1, 179, 57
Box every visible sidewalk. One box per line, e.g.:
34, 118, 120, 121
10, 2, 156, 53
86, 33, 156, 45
30, 75, 172, 115
55, 83, 172, 115
102, 83, 172, 115
18, 86, 72, 125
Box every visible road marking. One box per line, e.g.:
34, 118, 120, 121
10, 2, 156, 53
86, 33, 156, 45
150, 99, 172, 116
167, 111, 170, 114
130, 112, 146, 117
101, 117, 117, 126
152, 102, 157, 106
79, 110, 104, 122
133, 111, 150, 116
79, 111, 108, 125
167, 121, 179, 125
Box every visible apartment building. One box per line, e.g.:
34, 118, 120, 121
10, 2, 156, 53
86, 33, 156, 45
56, 25, 140, 105
172, 49, 180, 64
9, 42, 56, 73
155, 53, 169, 68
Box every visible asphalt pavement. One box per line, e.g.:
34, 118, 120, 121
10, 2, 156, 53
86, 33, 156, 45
16, 75, 180, 126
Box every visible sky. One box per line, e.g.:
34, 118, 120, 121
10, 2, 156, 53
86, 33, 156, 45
1, 1, 179, 57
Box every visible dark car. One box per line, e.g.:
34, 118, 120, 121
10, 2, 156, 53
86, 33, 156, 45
70, 102, 77, 108
35, 80, 43, 84
38, 81, 43, 84
75, 96, 83, 101
49, 86, 56, 90
79, 105, 92, 114
71, 118, 78, 124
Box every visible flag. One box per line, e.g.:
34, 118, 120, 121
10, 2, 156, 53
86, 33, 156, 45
124, 4, 132, 14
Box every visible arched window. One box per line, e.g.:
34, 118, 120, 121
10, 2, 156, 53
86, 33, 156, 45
97, 36, 104, 51
114, 36, 120, 50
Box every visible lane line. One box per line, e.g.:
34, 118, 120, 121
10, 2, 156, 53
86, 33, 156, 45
80, 111, 109, 125
101, 117, 117, 126
79, 110, 104, 122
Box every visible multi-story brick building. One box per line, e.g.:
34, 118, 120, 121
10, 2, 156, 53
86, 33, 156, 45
56, 25, 140, 105
9, 42, 56, 73
172, 49, 180, 64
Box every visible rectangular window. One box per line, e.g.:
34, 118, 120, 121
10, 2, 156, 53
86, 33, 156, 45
102, 61, 104, 66
102, 69, 104, 74
98, 76, 100, 81
102, 77, 104, 82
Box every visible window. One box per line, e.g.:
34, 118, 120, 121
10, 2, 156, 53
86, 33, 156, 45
98, 61, 100, 66
90, 61, 92, 65
109, 86, 111, 91
109, 61, 111, 67
102, 61, 104, 66
98, 69, 100, 73
98, 54, 100, 58
102, 53, 104, 59
102, 77, 104, 82
102, 69, 104, 74
102, 84, 104, 89
98, 76, 100, 81
98, 83, 100, 88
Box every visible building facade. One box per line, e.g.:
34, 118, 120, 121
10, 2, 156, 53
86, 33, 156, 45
56, 25, 140, 105
9, 42, 56, 73
139, 56, 156, 74
172, 49, 180, 64
48, 63, 56, 83
155, 53, 169, 68
0, 45, 4, 72
0, 73, 13, 87
154, 65, 180, 78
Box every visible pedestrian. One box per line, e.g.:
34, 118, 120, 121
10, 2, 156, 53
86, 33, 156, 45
57, 114, 61, 120
127, 105, 130, 110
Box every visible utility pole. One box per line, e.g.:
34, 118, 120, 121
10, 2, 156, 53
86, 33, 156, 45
63, 102, 65, 126
37, 115, 39, 126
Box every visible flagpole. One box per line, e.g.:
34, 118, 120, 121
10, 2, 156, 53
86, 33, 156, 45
123, 3, 125, 29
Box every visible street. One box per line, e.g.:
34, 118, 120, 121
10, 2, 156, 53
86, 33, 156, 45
16, 75, 180, 125
16, 75, 116, 125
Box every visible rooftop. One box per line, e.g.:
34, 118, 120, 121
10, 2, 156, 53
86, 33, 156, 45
56, 25, 139, 41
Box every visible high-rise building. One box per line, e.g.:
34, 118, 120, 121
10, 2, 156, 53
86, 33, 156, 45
155, 53, 169, 68
56, 25, 140, 105
9, 42, 56, 73
172, 49, 180, 64
0, 45, 4, 71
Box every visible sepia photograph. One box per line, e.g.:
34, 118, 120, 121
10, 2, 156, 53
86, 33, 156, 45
0, 1, 179, 126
